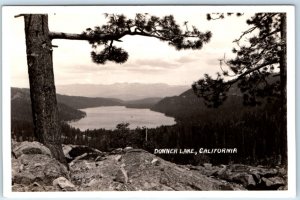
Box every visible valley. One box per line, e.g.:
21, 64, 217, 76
11, 84, 283, 166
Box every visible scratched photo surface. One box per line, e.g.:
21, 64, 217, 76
4, 6, 293, 194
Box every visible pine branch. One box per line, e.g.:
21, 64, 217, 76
49, 29, 204, 48
233, 27, 257, 44
196, 61, 276, 101
225, 60, 278, 86
49, 31, 123, 42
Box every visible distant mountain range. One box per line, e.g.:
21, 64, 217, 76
11, 80, 272, 129
56, 83, 189, 101
11, 87, 165, 122
12, 73, 278, 126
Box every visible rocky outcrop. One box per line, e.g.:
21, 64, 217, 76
11, 141, 287, 192
187, 163, 287, 190
62, 144, 103, 163
69, 148, 245, 191
12, 154, 68, 186
13, 141, 52, 158
53, 177, 76, 191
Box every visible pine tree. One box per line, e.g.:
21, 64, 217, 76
192, 13, 287, 163
16, 13, 212, 165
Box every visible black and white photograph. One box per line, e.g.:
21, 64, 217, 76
2, 5, 296, 198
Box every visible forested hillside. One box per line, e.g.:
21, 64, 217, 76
11, 88, 86, 122
151, 88, 245, 122
11, 83, 284, 166
124, 97, 162, 109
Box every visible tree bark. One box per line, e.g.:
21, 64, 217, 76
279, 13, 287, 165
23, 14, 67, 165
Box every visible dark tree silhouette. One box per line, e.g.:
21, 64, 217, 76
116, 122, 130, 132
16, 13, 212, 164
192, 13, 287, 163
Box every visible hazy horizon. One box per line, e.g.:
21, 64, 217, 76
5, 7, 254, 88
12, 82, 191, 101
12, 82, 191, 89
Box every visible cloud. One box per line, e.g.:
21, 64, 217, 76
7, 8, 256, 87
176, 55, 199, 63
131, 59, 181, 69
124, 66, 170, 74
60, 64, 108, 73
205, 57, 220, 66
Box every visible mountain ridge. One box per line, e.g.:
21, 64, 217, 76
56, 83, 189, 101
11, 87, 171, 122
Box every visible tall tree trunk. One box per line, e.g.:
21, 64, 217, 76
279, 13, 287, 165
23, 14, 67, 165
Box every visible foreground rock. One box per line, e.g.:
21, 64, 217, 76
53, 177, 76, 191
12, 141, 69, 192
13, 141, 52, 158
11, 141, 287, 192
70, 149, 244, 191
12, 154, 68, 186
62, 144, 103, 163
187, 163, 287, 190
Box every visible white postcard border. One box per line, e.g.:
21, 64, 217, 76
2, 5, 296, 198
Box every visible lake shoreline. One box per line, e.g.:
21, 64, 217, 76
68, 106, 176, 131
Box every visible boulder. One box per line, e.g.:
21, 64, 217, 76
12, 183, 54, 192
114, 167, 128, 184
278, 185, 288, 190
12, 184, 27, 192
217, 165, 227, 176
268, 177, 285, 185
229, 164, 250, 172
111, 148, 123, 154
231, 173, 256, 189
203, 163, 212, 169
119, 150, 242, 191
12, 154, 68, 186
53, 177, 76, 191
262, 177, 285, 189
95, 156, 106, 162
151, 158, 160, 166
114, 155, 122, 162
189, 165, 219, 177
11, 140, 19, 150
277, 167, 287, 176
87, 179, 101, 187
123, 147, 133, 152
70, 155, 120, 190
13, 141, 52, 158
250, 171, 261, 184
28, 182, 46, 192
249, 167, 278, 177
67, 149, 245, 191
207, 164, 287, 190
62, 144, 73, 160
63, 144, 103, 162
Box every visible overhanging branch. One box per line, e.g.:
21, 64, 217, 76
49, 31, 123, 42
233, 26, 257, 44
48, 30, 170, 43
49, 30, 175, 42
225, 61, 278, 86
49, 29, 201, 43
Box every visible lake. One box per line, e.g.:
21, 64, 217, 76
68, 106, 176, 131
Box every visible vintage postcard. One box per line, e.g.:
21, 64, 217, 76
2, 5, 296, 198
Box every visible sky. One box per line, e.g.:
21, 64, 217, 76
4, 6, 255, 87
